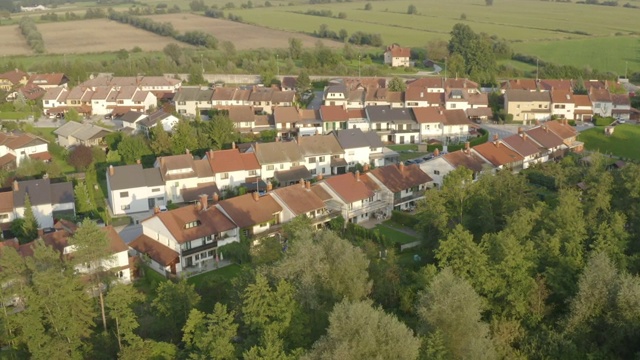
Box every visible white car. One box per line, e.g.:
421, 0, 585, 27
158, 205, 168, 212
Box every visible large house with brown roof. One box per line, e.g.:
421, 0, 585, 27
545, 119, 582, 152
318, 171, 388, 224
27, 73, 69, 89
524, 124, 567, 161
502, 130, 545, 169
0, 69, 29, 91
472, 137, 525, 171
419, 145, 491, 188
253, 141, 304, 181
270, 180, 333, 227
297, 134, 346, 176
0, 131, 50, 169
130, 196, 240, 277
155, 152, 215, 203
203, 148, 261, 190
367, 163, 432, 211
504, 90, 552, 124
384, 44, 411, 67
217, 192, 283, 237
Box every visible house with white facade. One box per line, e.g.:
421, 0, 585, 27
203, 148, 261, 191
384, 44, 411, 67
155, 153, 215, 203
217, 192, 283, 237
252, 141, 304, 181
550, 89, 576, 120
367, 163, 432, 211
136, 110, 180, 134
9, 179, 75, 229
502, 131, 545, 169
346, 109, 370, 132
0, 132, 50, 169
412, 106, 445, 142
366, 106, 419, 144
297, 134, 345, 176
106, 163, 165, 216
297, 109, 323, 136
589, 88, 613, 117
332, 128, 389, 168
524, 125, 567, 161
130, 196, 239, 277
320, 105, 349, 133
611, 93, 631, 121
270, 180, 333, 228
323, 84, 349, 107
318, 171, 388, 224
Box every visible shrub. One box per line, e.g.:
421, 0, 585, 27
391, 211, 419, 228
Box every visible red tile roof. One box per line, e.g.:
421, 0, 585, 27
151, 204, 237, 244
473, 141, 524, 167
386, 44, 411, 58
217, 193, 282, 229
206, 148, 260, 173
323, 172, 376, 203
412, 106, 446, 124
272, 182, 326, 216
545, 120, 578, 140
368, 163, 432, 193
320, 105, 349, 122
129, 234, 179, 266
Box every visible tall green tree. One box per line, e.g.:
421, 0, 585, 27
183, 303, 238, 360
74, 181, 95, 214
20, 193, 39, 244
171, 119, 198, 155
152, 279, 201, 342
118, 135, 152, 164
208, 114, 237, 150
106, 284, 145, 351
387, 77, 406, 92
304, 300, 420, 360
149, 122, 172, 155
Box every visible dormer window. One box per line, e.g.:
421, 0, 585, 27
185, 220, 201, 229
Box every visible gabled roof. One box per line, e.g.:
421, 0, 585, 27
138, 110, 174, 128
320, 105, 349, 122
347, 108, 366, 119
322, 172, 376, 204
228, 106, 255, 123
42, 222, 128, 255
442, 150, 489, 172
129, 234, 179, 266
0, 191, 14, 213
443, 109, 472, 126
217, 193, 282, 229
385, 44, 411, 58
150, 203, 236, 243
545, 120, 578, 140
503, 133, 543, 157
1, 132, 47, 150
53, 122, 112, 141
472, 141, 524, 167
589, 88, 612, 103
0, 69, 28, 85
539, 79, 573, 91
501, 79, 538, 91
12, 178, 73, 207
20, 84, 46, 100
505, 89, 551, 102
27, 73, 68, 87
272, 182, 326, 216
206, 148, 260, 173
120, 111, 145, 123
271, 91, 295, 104
297, 134, 344, 157
212, 87, 236, 101
611, 93, 630, 106
273, 106, 299, 124
42, 86, 68, 101
525, 126, 565, 149
107, 164, 163, 191
406, 77, 443, 89
174, 87, 203, 102
274, 165, 312, 184
550, 89, 574, 104
332, 128, 384, 149
574, 94, 592, 107
365, 106, 415, 124
368, 163, 432, 193
254, 141, 303, 164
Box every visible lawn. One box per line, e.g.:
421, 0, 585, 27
187, 263, 245, 288
374, 222, 419, 245
577, 124, 640, 161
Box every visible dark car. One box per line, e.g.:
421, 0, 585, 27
422, 154, 434, 161
104, 114, 113, 120
414, 158, 425, 164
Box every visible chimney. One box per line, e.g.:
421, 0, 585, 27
398, 161, 405, 171
232, 141, 236, 149
523, 133, 528, 141
517, 127, 523, 135
13, 180, 18, 191
434, 148, 440, 157
213, 192, 219, 203
195, 201, 203, 211
186, 148, 190, 155
267, 181, 273, 192
136, 159, 141, 165
493, 134, 499, 141
465, 141, 470, 151
208, 149, 214, 159
199, 194, 208, 211
299, 178, 305, 188
316, 173, 323, 181
355, 170, 360, 182
252, 191, 259, 201
363, 163, 370, 172
544, 125, 549, 133
109, 165, 114, 177
305, 180, 311, 191
494, 140, 500, 147
154, 206, 160, 214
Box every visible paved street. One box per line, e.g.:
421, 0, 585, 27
479, 123, 531, 140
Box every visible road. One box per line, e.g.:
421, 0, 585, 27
309, 90, 324, 110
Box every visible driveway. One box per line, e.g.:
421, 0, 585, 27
308, 90, 324, 110
480, 123, 531, 140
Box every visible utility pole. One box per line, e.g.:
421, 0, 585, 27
276, 54, 279, 79
625, 61, 628, 79
536, 57, 539, 82
444, 56, 447, 81
358, 54, 361, 78
200, 54, 204, 74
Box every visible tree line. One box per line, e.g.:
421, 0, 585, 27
18, 17, 44, 54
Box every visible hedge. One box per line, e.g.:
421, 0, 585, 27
391, 210, 419, 228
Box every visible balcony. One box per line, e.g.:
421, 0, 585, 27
394, 191, 426, 206
348, 200, 389, 217
181, 240, 218, 257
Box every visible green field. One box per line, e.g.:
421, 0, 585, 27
578, 124, 640, 160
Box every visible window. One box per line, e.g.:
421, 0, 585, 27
280, 164, 284, 169
195, 254, 200, 261
308, 157, 316, 163
248, 170, 257, 176
119, 191, 129, 198
184, 242, 192, 250
0, 214, 9, 220
178, 101, 186, 105
311, 169, 316, 175
292, 162, 299, 166
450, 103, 456, 109
318, 156, 325, 162
434, 170, 440, 175
185, 221, 200, 229
120, 205, 130, 210
220, 172, 229, 180
267, 165, 274, 171
152, 188, 160, 192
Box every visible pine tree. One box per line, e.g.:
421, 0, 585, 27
21, 193, 39, 244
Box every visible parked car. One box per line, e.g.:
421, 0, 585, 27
414, 158, 425, 164
158, 205, 168, 212
405, 160, 416, 165
104, 114, 113, 120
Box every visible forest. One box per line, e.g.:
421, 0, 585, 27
1, 151, 640, 359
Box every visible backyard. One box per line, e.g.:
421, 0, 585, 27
577, 124, 640, 161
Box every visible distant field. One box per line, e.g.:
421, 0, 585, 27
0, 25, 32, 55
145, 13, 343, 50
578, 125, 640, 160
37, 19, 183, 54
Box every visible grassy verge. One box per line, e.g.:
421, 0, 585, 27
577, 124, 640, 161
187, 263, 244, 288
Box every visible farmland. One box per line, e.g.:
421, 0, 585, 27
36, 19, 183, 54
578, 124, 640, 161
0, 25, 32, 55
144, 13, 343, 50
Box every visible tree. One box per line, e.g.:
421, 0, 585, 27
20, 193, 39, 244
106, 284, 145, 351
208, 114, 238, 150
116, 48, 129, 60
119, 340, 177, 360
74, 181, 95, 214
441, 166, 475, 225
288, 38, 303, 60
188, 64, 206, 85
417, 268, 497, 360
66, 107, 81, 122
118, 135, 152, 164
152, 279, 201, 342
486, 0, 494, 5
149, 123, 172, 155
163, 43, 183, 64
295, 70, 311, 93
183, 303, 238, 360
171, 119, 198, 155
364, 2, 372, 10
407, 4, 417, 14
448, 23, 497, 84
68, 144, 93, 171
304, 300, 420, 360
387, 77, 406, 92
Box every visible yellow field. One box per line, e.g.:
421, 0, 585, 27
0, 25, 32, 56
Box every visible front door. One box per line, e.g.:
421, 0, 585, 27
185, 256, 193, 268
148, 198, 155, 208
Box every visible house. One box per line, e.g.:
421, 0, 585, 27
367, 162, 432, 211
442, 109, 475, 144
273, 106, 299, 138
27, 73, 69, 89
297, 134, 345, 176
270, 180, 333, 227
611, 94, 631, 121
502, 130, 545, 169
119, 111, 146, 132
366, 106, 419, 144
8, 179, 75, 228
136, 110, 180, 134
413, 106, 446, 142
274, 165, 313, 187
573, 94, 593, 121
332, 128, 387, 168
589, 88, 613, 117
0, 191, 15, 236
442, 147, 490, 182
106, 163, 165, 216
217, 192, 283, 237
0, 132, 50, 168
539, 79, 573, 92
525, 124, 566, 161
323, 84, 349, 107
297, 109, 323, 136
320, 105, 349, 133
280, 76, 297, 92
203, 147, 261, 191
504, 90, 551, 124
131, 196, 240, 277
472, 137, 525, 171
174, 87, 206, 116
346, 109, 370, 132
364, 88, 404, 108
384, 44, 411, 67
42, 86, 69, 116
42, 220, 132, 283
253, 141, 304, 181
545, 119, 583, 152
550, 89, 576, 120
229, 106, 258, 133
500, 79, 539, 93
404, 87, 443, 107
0, 69, 29, 91
155, 153, 215, 203
319, 171, 388, 224
53, 122, 113, 148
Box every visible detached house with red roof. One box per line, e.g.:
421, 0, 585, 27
318, 171, 388, 224
130, 196, 240, 277
204, 148, 261, 191
384, 44, 411, 67
367, 163, 432, 211
0, 132, 50, 169
0, 69, 29, 91
472, 136, 525, 171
